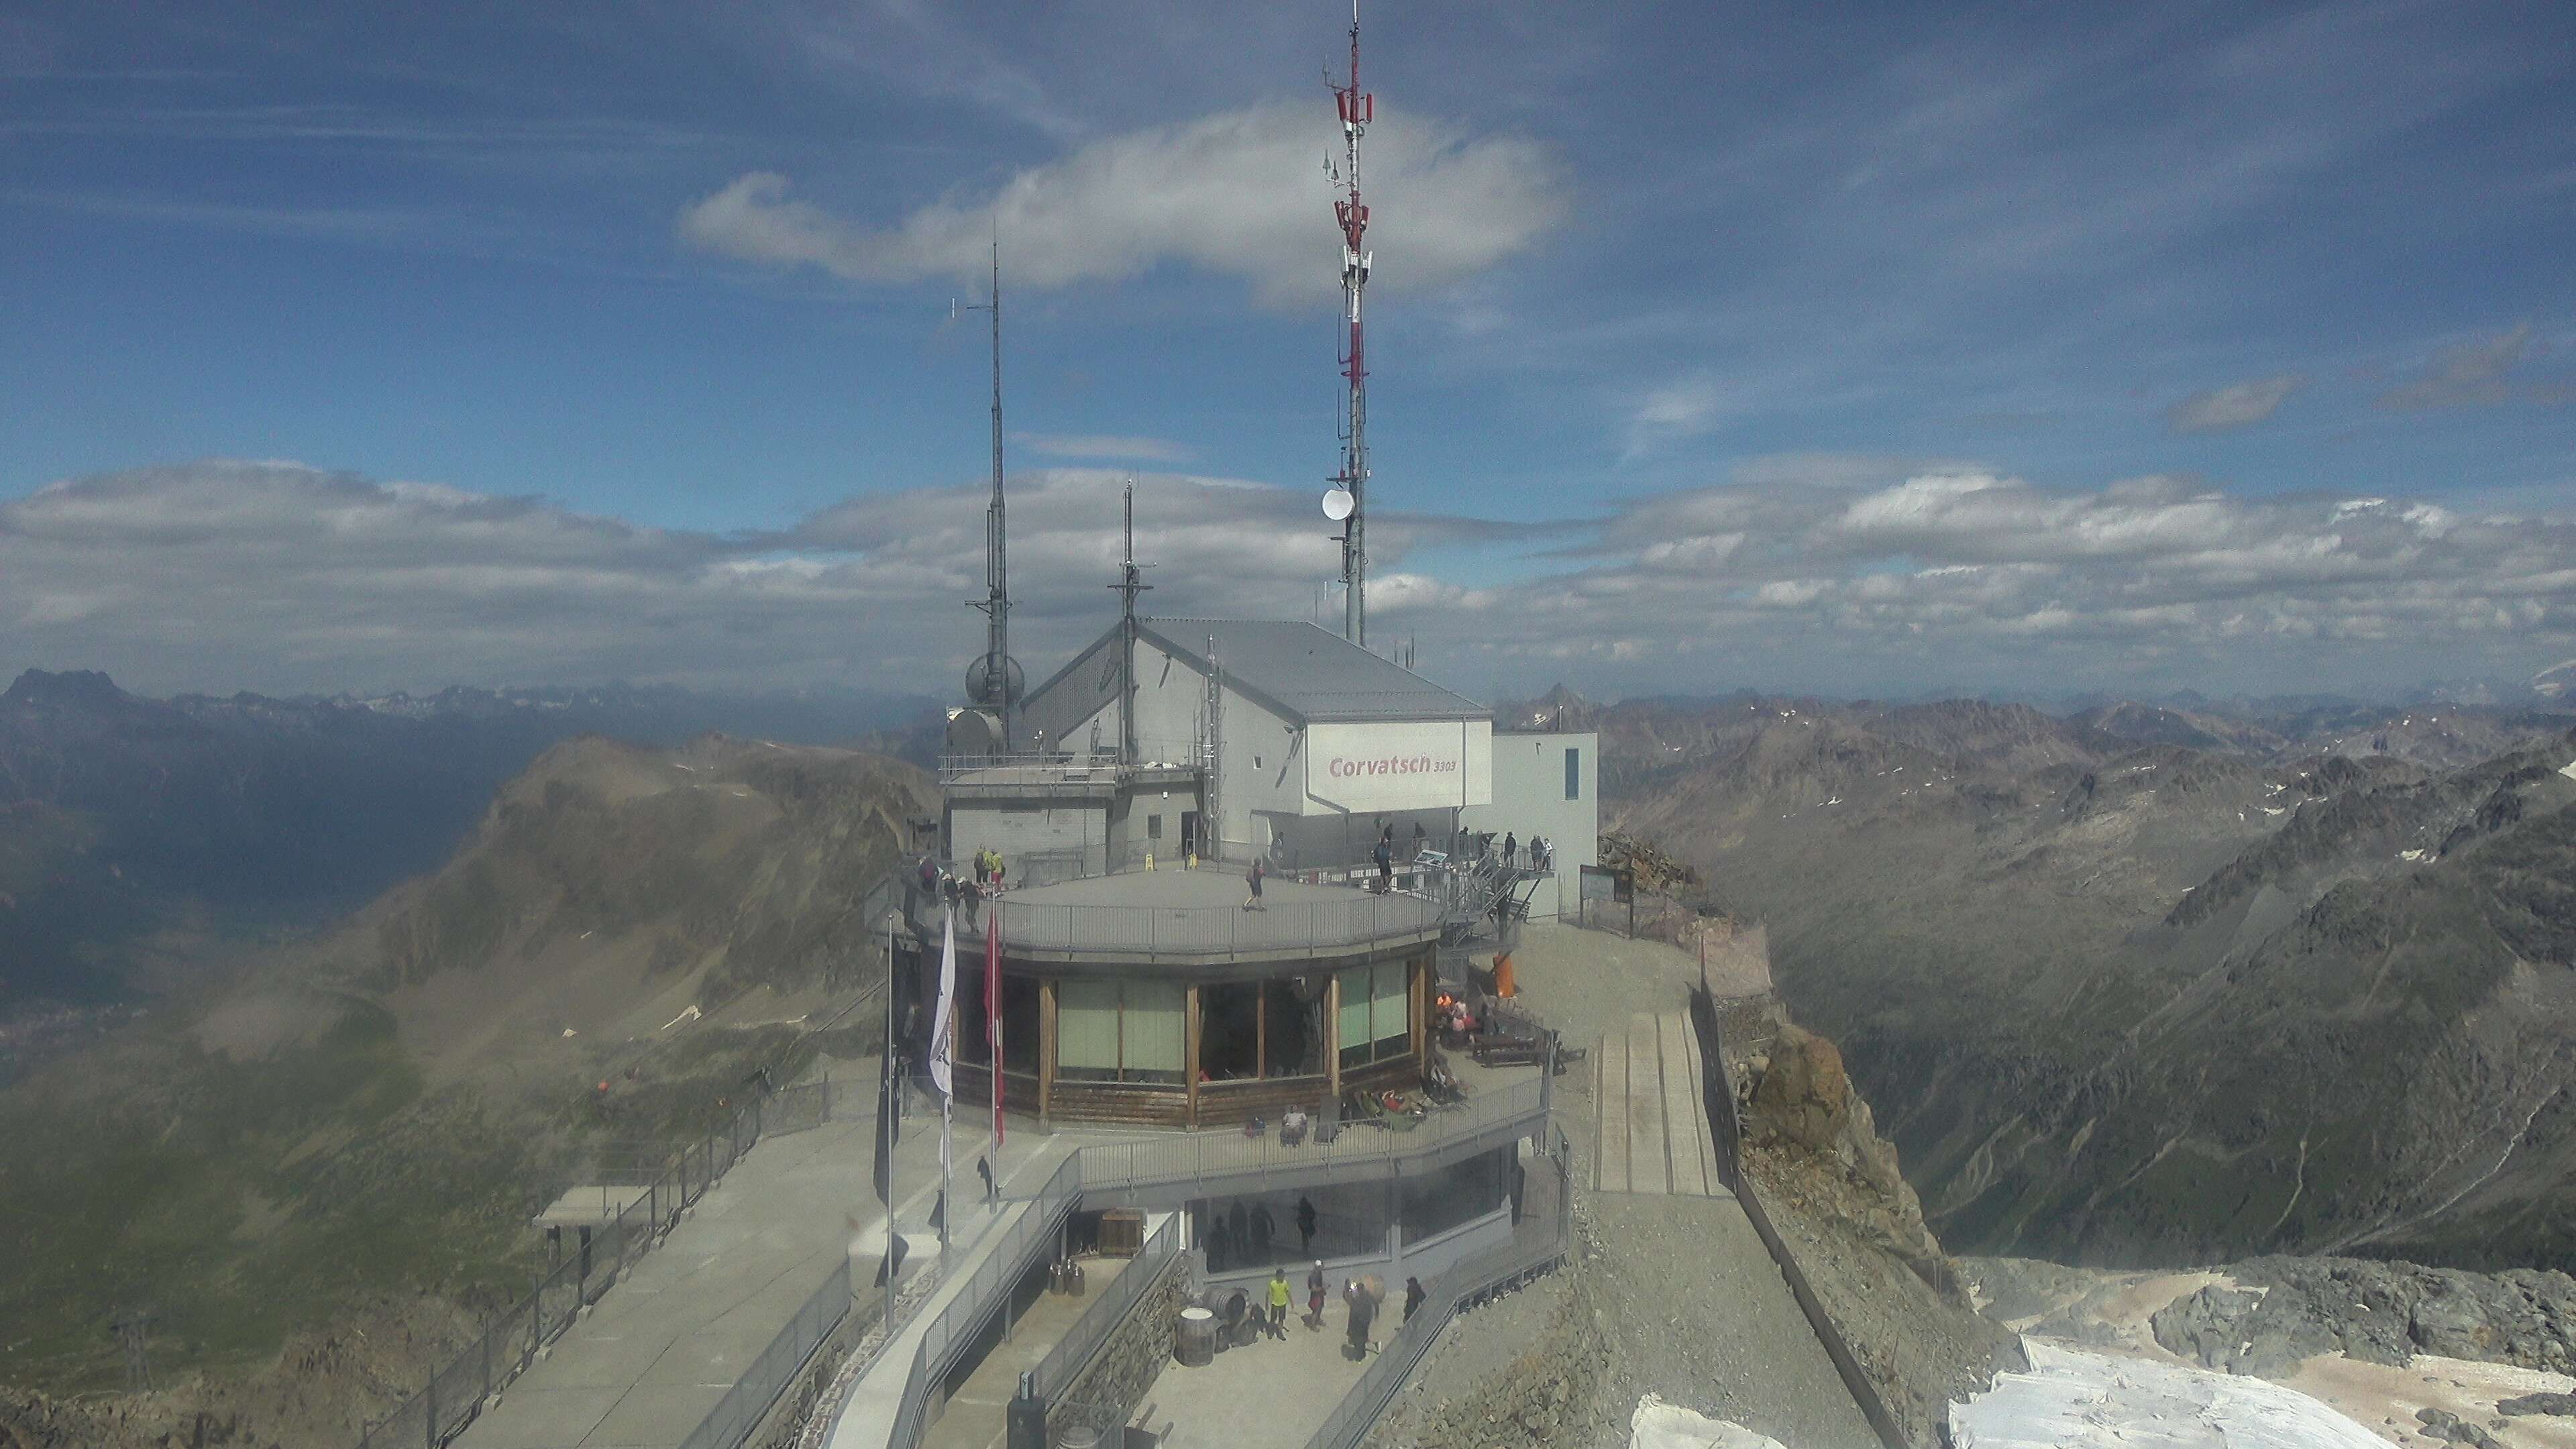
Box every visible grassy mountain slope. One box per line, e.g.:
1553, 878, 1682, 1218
0, 734, 930, 1424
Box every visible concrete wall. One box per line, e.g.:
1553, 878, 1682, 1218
950, 800, 1110, 877
1460, 731, 1599, 919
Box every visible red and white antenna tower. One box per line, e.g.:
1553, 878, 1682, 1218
1324, 0, 1374, 647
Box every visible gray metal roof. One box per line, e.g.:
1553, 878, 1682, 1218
1140, 619, 1487, 723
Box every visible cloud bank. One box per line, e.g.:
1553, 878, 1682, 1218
6, 459, 2573, 700
678, 100, 1565, 307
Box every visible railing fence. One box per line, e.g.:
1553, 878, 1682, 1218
1299, 1124, 1577, 1449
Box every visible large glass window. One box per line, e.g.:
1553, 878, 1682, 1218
1336, 959, 1415, 1071
1263, 977, 1325, 1078
1201, 981, 1260, 1081
1059, 979, 1121, 1080
1001, 974, 1040, 1075
1565, 746, 1581, 800
1057, 977, 1187, 1084
1125, 981, 1185, 1083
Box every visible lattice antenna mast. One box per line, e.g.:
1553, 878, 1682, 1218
1328, 0, 1374, 647
959, 241, 1016, 747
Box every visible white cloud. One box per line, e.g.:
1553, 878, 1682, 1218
2165, 372, 2307, 432
0, 460, 1513, 696
678, 101, 1564, 307
1623, 371, 1729, 455
10, 458, 2576, 702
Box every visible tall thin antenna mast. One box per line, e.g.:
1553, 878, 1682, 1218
1111, 480, 1150, 766
962, 241, 1016, 747
1329, 0, 1374, 647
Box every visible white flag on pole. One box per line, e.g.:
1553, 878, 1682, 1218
929, 908, 957, 1097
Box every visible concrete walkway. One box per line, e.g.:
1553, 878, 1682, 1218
458, 1102, 1049, 1449
1139, 1295, 1373, 1449
916, 1250, 1142, 1449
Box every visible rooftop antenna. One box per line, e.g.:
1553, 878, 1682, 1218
1110, 478, 1152, 766
1322, 0, 1374, 648
958, 239, 1018, 750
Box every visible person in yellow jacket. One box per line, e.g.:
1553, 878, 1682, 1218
1265, 1267, 1292, 1339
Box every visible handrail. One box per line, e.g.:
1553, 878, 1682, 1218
1028, 1211, 1182, 1401
885, 1151, 1086, 1449
1299, 1126, 1576, 1449
677, 1260, 853, 1449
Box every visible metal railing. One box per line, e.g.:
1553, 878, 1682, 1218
356, 1073, 845, 1449
1300, 1124, 1577, 1449
885, 1150, 1087, 1449
936, 892, 1443, 960
1074, 1073, 1548, 1201
679, 1259, 854, 1449
1028, 1211, 1182, 1401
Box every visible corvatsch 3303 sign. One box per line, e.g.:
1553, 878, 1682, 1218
1303, 720, 1493, 814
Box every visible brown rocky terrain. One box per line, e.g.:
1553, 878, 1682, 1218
1600, 696, 2576, 1273
1370, 924, 2017, 1449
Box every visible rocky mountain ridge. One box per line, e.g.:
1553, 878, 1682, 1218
1603, 694, 2576, 1272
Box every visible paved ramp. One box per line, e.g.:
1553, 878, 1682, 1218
1592, 1012, 1725, 1197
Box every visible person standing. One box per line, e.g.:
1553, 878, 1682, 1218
1503, 832, 1518, 868
1344, 1279, 1375, 1358
1373, 836, 1393, 892
1266, 1268, 1292, 1339
1296, 1195, 1318, 1254
1403, 1276, 1426, 1322
1306, 1260, 1327, 1330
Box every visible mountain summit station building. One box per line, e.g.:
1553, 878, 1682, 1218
908, 617, 1596, 1128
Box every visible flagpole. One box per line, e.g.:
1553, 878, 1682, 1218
989, 903, 1005, 1152
935, 909, 959, 1254
882, 908, 898, 1328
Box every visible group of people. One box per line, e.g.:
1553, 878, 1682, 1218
1246, 1263, 1428, 1357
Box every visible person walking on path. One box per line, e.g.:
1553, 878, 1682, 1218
1296, 1195, 1317, 1254
1306, 1260, 1327, 1330
1244, 857, 1267, 911
1344, 1279, 1376, 1358
1403, 1276, 1426, 1322
1266, 1269, 1292, 1339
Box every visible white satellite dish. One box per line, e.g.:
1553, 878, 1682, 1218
1322, 486, 1356, 521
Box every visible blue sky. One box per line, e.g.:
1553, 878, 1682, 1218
4, 0, 2573, 702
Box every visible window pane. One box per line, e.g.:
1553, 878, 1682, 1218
1336, 966, 1374, 1067
1124, 979, 1187, 1080
1201, 981, 1260, 1081
1059, 979, 1120, 1077
1263, 976, 1324, 1077
1566, 746, 1580, 800
1372, 961, 1411, 1059
1001, 974, 1040, 1075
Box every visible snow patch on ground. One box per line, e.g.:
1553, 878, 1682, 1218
1629, 1395, 1788, 1449
1949, 1340, 2383, 1448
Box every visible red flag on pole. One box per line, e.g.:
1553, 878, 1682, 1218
986, 904, 1004, 1146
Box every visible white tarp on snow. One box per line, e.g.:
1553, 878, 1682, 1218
1950, 1341, 2385, 1448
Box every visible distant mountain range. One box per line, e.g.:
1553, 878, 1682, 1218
0, 668, 936, 1008
1601, 692, 2576, 1273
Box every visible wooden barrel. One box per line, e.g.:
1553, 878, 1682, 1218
1175, 1307, 1216, 1366
1054, 1427, 1103, 1449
